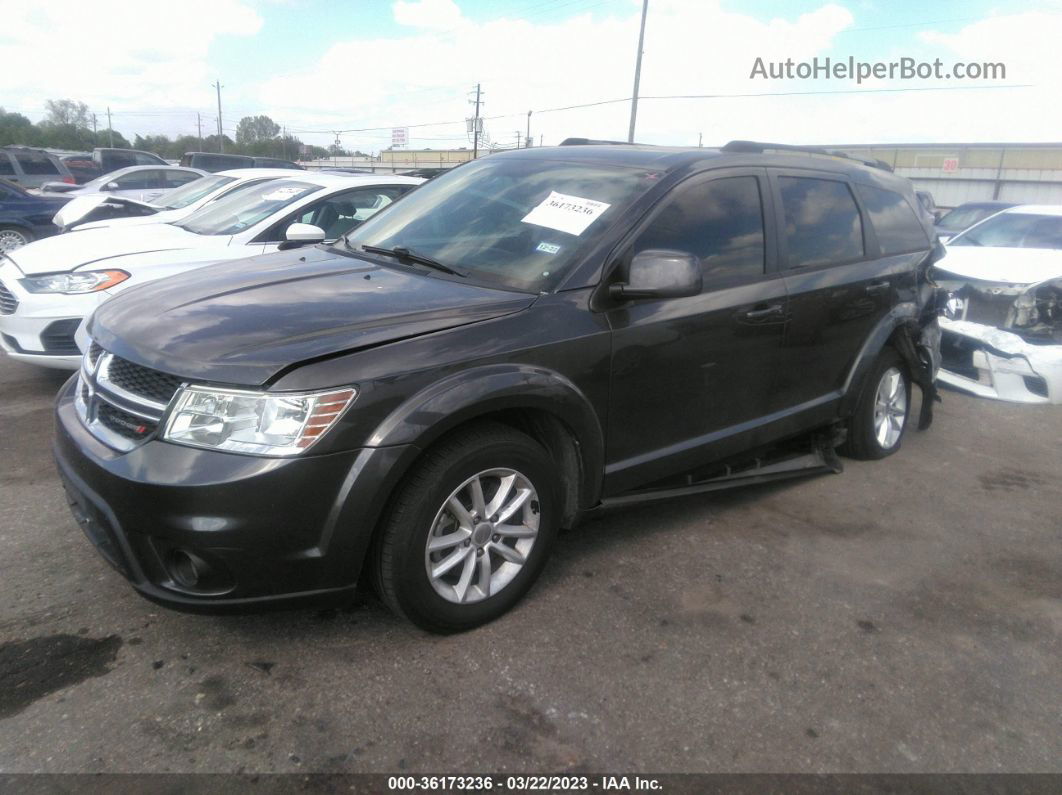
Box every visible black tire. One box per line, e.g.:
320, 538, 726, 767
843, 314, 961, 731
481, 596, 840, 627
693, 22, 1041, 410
840, 347, 911, 460
0, 226, 32, 253
372, 421, 559, 633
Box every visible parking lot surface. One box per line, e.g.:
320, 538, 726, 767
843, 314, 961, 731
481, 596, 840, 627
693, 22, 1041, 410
1, 351, 1060, 774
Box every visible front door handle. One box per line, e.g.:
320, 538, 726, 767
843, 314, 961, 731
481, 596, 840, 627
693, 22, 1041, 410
865, 281, 890, 295
741, 303, 784, 321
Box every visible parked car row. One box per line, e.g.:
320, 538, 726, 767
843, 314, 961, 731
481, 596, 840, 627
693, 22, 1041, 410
1, 145, 171, 189
2, 140, 954, 632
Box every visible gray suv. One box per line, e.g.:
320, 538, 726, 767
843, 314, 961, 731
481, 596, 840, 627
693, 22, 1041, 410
0, 147, 75, 190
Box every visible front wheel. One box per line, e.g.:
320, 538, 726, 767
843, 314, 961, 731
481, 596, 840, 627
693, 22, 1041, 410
840, 348, 911, 460
372, 422, 559, 633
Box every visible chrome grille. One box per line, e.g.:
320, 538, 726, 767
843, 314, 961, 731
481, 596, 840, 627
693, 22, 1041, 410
76, 343, 184, 452
0, 279, 17, 315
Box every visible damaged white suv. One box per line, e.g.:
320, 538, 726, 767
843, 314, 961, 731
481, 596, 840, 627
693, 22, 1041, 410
935, 205, 1062, 404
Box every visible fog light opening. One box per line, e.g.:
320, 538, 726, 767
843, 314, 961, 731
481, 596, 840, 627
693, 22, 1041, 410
168, 549, 208, 589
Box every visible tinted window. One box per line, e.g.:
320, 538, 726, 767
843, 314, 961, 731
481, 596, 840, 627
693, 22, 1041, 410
950, 213, 1062, 250
0, 155, 14, 176
779, 177, 863, 268
165, 169, 202, 188
188, 154, 253, 172
135, 152, 165, 166
102, 151, 138, 170
114, 170, 162, 190
855, 184, 928, 255
13, 151, 60, 175
633, 176, 765, 286
936, 205, 1001, 231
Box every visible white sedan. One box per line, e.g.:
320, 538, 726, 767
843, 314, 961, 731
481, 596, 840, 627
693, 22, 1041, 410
0, 172, 422, 369
55, 168, 302, 232
40, 165, 207, 204
935, 204, 1062, 404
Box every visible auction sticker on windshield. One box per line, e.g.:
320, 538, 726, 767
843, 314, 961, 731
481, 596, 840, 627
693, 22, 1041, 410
521, 191, 611, 236
263, 186, 311, 201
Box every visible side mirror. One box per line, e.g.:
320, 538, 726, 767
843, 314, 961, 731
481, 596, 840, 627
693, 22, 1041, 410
609, 249, 702, 301
278, 222, 326, 250
101, 181, 120, 191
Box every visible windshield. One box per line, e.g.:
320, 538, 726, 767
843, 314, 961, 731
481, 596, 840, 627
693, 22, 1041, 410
155, 174, 234, 209
343, 157, 662, 291
177, 180, 318, 236
937, 206, 1002, 231
950, 212, 1062, 250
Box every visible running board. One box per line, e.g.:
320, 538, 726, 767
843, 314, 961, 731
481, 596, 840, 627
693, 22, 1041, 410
598, 435, 843, 508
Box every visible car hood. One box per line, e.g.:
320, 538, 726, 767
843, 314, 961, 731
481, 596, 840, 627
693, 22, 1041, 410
6, 223, 225, 275
935, 245, 1062, 285
89, 246, 537, 386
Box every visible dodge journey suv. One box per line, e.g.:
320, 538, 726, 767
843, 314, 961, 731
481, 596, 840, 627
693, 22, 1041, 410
54, 140, 944, 632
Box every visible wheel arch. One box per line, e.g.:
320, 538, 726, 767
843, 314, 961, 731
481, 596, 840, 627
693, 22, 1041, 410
839, 304, 919, 418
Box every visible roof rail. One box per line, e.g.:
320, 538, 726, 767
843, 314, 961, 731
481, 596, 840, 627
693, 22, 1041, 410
559, 137, 643, 146
721, 140, 893, 172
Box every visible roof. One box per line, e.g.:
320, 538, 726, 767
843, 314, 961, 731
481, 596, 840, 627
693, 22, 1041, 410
1000, 205, 1062, 217
491, 143, 912, 189
215, 167, 313, 179
262, 172, 425, 189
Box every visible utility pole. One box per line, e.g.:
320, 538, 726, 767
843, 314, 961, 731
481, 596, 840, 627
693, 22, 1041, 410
212, 80, 224, 152
471, 83, 482, 160
698, 132, 702, 147
514, 130, 522, 149
106, 107, 114, 147
627, 0, 649, 143
91, 113, 97, 136
526, 110, 532, 148
197, 113, 203, 151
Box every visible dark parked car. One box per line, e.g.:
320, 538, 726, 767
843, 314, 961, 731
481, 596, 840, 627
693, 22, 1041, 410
0, 178, 70, 252
58, 152, 102, 184
56, 141, 943, 632
93, 147, 168, 172
179, 152, 303, 172
0, 146, 75, 190
935, 200, 1017, 241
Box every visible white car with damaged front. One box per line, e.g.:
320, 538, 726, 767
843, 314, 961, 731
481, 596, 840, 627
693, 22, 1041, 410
935, 204, 1062, 404
0, 173, 422, 369
54, 168, 302, 232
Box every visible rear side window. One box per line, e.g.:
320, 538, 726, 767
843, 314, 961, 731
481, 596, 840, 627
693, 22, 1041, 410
165, 170, 201, 187
855, 184, 928, 255
135, 152, 164, 166
13, 151, 60, 175
0, 155, 14, 176
779, 176, 863, 268
633, 175, 765, 287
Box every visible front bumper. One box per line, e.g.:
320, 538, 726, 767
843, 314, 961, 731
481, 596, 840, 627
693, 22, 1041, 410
54, 376, 417, 611
938, 317, 1062, 404
0, 262, 104, 368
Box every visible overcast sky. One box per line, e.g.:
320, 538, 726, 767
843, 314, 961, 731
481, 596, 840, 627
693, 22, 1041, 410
2, 0, 1059, 154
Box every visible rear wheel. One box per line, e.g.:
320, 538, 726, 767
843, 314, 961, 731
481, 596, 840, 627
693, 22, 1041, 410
841, 348, 911, 460
0, 226, 32, 253
373, 422, 559, 633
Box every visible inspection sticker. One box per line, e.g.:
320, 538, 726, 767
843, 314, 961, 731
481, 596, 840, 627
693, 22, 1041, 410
536, 242, 562, 255
521, 191, 611, 236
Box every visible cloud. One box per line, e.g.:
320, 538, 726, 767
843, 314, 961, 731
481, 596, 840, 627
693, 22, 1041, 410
393, 0, 465, 30
0, 0, 261, 125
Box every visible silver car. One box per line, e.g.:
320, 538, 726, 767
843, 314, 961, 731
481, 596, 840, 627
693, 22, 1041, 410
39, 165, 206, 204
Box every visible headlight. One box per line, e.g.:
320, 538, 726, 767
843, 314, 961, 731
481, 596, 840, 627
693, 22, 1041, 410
20, 270, 130, 294
163, 385, 357, 456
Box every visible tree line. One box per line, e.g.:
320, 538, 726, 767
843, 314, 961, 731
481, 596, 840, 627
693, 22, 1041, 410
0, 99, 361, 161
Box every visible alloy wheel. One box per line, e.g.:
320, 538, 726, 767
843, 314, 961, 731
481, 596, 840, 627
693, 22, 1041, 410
873, 366, 907, 450
424, 468, 540, 604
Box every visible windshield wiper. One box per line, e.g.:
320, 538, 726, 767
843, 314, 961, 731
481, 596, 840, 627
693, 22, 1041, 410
360, 244, 467, 277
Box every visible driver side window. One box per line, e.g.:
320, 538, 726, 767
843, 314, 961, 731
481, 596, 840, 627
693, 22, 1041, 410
632, 175, 766, 288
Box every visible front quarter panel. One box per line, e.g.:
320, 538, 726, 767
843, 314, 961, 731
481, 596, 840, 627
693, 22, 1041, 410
272, 289, 611, 508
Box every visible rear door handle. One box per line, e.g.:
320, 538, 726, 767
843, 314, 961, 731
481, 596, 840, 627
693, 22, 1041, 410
741, 303, 784, 321
865, 281, 890, 295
